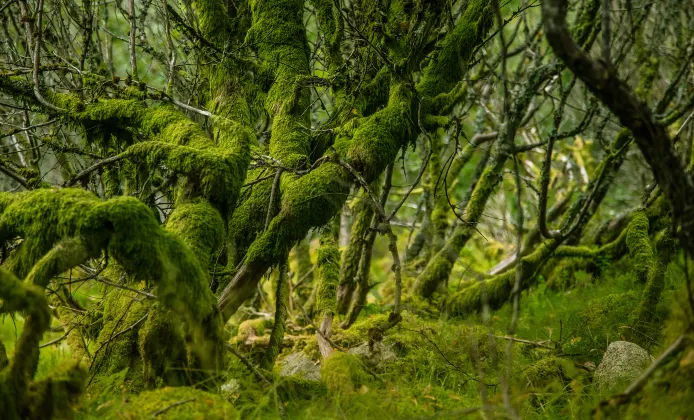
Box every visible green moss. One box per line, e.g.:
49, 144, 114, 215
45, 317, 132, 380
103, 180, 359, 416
316, 226, 341, 317
0, 189, 225, 380
236, 318, 274, 343
165, 200, 224, 271
277, 375, 327, 401
626, 211, 653, 284
25, 361, 87, 420
417, 0, 493, 101
311, 0, 343, 72
219, 0, 493, 321
0, 340, 7, 370
338, 192, 375, 314
118, 386, 239, 419
447, 239, 560, 317
428, 133, 449, 251
247, 0, 311, 169
571, 0, 601, 50
260, 262, 290, 370
91, 289, 149, 377
562, 292, 639, 364
241, 163, 352, 279
0, 268, 83, 420
227, 172, 275, 264
138, 303, 188, 388
346, 84, 413, 181
628, 232, 676, 345
321, 352, 370, 395
24, 237, 93, 289
292, 237, 314, 303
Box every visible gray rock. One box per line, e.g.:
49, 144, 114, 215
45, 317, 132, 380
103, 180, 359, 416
220, 378, 241, 400
348, 341, 397, 367
279, 352, 321, 381
594, 341, 653, 392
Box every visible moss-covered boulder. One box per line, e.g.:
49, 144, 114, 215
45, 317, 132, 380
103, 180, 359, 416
279, 352, 321, 381
347, 341, 397, 367
594, 341, 653, 392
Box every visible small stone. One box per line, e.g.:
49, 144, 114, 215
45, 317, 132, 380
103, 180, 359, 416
347, 341, 397, 367
279, 352, 321, 381
220, 378, 241, 400
594, 341, 653, 392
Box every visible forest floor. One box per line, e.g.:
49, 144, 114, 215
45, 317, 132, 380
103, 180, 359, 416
0, 250, 690, 419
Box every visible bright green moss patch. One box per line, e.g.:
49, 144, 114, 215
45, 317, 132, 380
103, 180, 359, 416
118, 386, 239, 419
321, 351, 370, 395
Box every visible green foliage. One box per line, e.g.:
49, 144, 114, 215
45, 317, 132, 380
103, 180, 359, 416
117, 386, 239, 419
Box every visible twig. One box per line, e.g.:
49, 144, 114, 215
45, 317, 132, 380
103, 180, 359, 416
64, 155, 125, 187
152, 398, 195, 417
493, 335, 552, 349
93, 276, 157, 299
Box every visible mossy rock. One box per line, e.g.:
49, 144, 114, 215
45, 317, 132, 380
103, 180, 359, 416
233, 317, 273, 344
118, 386, 238, 419
320, 352, 370, 395
347, 341, 397, 367
594, 341, 653, 393
279, 352, 321, 381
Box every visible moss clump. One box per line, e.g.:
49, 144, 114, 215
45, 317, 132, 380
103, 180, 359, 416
235, 318, 274, 343
277, 375, 327, 402
118, 386, 239, 419
521, 357, 570, 391
321, 352, 370, 395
